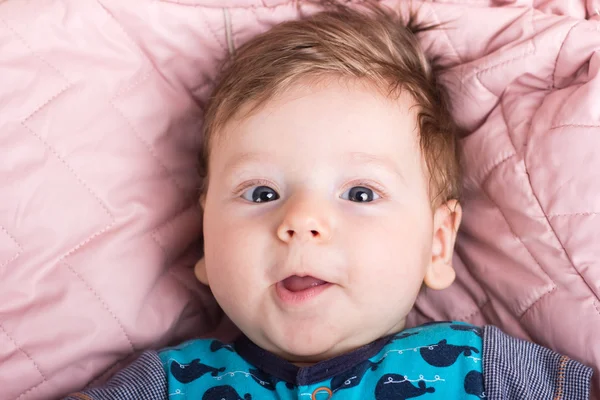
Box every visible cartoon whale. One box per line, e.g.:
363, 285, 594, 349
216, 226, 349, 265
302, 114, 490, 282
420, 340, 479, 367
375, 374, 435, 399
170, 359, 226, 384
464, 370, 485, 398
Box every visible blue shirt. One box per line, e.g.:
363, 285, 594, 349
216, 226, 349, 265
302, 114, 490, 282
158, 321, 485, 399
64, 322, 593, 400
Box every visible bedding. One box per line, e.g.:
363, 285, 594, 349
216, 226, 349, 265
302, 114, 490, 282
0, 0, 599, 398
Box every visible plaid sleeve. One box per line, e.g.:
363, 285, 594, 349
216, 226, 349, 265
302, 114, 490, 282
63, 351, 167, 400
483, 325, 592, 399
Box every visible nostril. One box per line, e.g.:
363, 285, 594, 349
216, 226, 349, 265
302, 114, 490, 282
311, 230, 318, 236
287, 230, 295, 237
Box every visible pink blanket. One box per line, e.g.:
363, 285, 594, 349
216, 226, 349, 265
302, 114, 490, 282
1, 0, 598, 398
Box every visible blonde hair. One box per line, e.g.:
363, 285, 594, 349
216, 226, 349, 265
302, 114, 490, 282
199, 2, 460, 204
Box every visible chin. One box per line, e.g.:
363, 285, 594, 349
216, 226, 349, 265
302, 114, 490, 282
273, 331, 347, 363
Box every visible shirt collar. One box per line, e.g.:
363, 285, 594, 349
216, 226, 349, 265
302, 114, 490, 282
233, 334, 393, 386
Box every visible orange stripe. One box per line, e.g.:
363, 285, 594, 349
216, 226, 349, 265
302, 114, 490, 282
68, 393, 93, 400
312, 386, 333, 400
553, 355, 569, 400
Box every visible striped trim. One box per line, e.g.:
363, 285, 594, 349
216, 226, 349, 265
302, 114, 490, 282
554, 355, 569, 400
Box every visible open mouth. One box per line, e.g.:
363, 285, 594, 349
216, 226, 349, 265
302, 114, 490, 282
275, 275, 332, 305
282, 275, 328, 292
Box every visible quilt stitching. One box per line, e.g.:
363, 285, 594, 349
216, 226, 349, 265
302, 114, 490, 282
500, 14, 594, 312
108, 96, 187, 195
471, 11, 590, 315
466, 9, 536, 96
199, 11, 228, 54
480, 169, 558, 316
96, 0, 191, 196
167, 1, 296, 10
478, 151, 517, 184
64, 262, 135, 352
420, 2, 462, 64
549, 212, 600, 217
152, 204, 203, 282
2, 14, 116, 245
0, 322, 46, 398
0, 225, 22, 268
551, 20, 583, 90
150, 205, 193, 263
93, 5, 200, 264
521, 285, 558, 320
458, 300, 488, 322
1, 13, 129, 399
95, 0, 217, 343
20, 116, 116, 263
541, 213, 600, 302
114, 69, 152, 98
550, 123, 600, 130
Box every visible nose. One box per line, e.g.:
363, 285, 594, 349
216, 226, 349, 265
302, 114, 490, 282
276, 193, 333, 244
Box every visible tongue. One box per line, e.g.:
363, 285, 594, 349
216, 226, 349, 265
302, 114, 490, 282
282, 276, 327, 292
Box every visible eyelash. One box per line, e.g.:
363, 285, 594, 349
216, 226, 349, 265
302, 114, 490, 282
234, 179, 388, 199
234, 179, 279, 197
342, 180, 389, 199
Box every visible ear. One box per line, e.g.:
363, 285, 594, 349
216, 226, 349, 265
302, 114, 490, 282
194, 257, 209, 286
199, 193, 207, 210
423, 199, 462, 290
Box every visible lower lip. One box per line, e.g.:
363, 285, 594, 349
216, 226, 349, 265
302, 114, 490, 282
275, 281, 332, 305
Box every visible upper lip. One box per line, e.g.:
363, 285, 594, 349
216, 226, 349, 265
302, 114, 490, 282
275, 270, 332, 284
281, 273, 329, 282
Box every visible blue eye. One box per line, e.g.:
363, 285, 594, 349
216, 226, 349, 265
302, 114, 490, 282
241, 185, 280, 203
341, 186, 380, 203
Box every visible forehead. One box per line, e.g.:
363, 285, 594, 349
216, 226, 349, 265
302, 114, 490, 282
210, 79, 423, 173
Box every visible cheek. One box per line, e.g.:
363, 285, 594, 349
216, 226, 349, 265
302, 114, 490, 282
203, 211, 271, 285
349, 212, 432, 281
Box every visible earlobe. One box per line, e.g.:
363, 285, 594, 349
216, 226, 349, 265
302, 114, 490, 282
424, 262, 456, 290
194, 257, 209, 286
424, 200, 462, 291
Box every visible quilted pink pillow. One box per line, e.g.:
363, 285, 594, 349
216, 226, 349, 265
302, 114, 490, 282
2, 0, 599, 399
0, 0, 227, 398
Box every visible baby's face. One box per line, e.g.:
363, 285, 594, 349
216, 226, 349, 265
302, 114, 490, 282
199, 79, 459, 364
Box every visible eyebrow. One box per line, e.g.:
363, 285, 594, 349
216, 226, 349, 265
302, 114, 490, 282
223, 152, 270, 174
346, 152, 405, 182
222, 151, 405, 182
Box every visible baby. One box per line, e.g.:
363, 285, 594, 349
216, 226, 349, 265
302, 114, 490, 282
66, 3, 591, 400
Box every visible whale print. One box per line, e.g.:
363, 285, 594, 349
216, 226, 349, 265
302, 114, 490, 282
170, 359, 226, 384
464, 370, 486, 398
375, 374, 435, 399
420, 340, 479, 367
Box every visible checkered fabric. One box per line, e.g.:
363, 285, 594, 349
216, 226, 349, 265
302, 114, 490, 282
483, 326, 592, 399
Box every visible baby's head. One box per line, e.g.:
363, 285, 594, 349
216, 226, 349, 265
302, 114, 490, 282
195, 3, 461, 364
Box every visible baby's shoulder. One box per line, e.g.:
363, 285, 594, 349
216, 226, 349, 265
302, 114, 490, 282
384, 321, 592, 400
380, 320, 483, 356
158, 338, 240, 371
